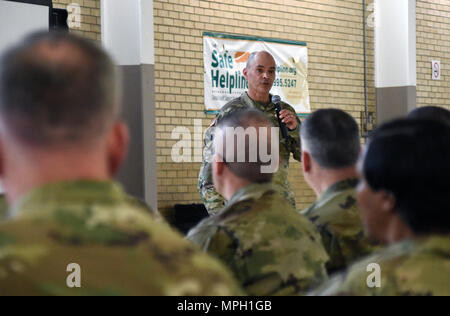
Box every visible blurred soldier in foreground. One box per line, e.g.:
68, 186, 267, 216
0, 189, 8, 220
300, 109, 379, 274
188, 109, 328, 295
310, 119, 450, 295
198, 51, 301, 214
0, 31, 242, 296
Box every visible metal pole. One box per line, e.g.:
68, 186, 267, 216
363, 0, 369, 140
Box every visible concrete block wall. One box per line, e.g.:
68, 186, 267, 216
52, 0, 450, 210
153, 0, 375, 210
416, 0, 450, 110
53, 0, 101, 41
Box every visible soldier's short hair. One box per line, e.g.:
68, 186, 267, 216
363, 118, 450, 234
0, 31, 117, 145
407, 106, 450, 125
300, 109, 360, 168
215, 109, 274, 183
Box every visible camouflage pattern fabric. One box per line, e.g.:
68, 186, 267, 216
301, 179, 380, 274
187, 182, 329, 296
0, 180, 243, 296
0, 194, 8, 221
198, 92, 302, 215
309, 235, 450, 296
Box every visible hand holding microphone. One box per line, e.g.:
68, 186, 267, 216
272, 95, 295, 139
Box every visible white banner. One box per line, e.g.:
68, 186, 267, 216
203, 32, 310, 114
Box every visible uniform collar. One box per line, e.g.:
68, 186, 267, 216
9, 180, 126, 219
227, 182, 274, 206
412, 234, 450, 255
242, 92, 274, 111
302, 178, 358, 216
319, 178, 358, 203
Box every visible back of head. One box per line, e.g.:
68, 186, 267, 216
0, 31, 117, 146
407, 106, 450, 125
215, 108, 275, 183
363, 118, 450, 235
300, 108, 360, 168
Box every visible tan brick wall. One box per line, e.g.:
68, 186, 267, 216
153, 0, 376, 210
53, 0, 101, 41
416, 0, 450, 111
58, 0, 450, 210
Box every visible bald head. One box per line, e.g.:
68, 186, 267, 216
246, 51, 275, 70
0, 31, 118, 146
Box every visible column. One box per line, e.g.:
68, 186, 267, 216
101, 0, 157, 211
374, 0, 416, 123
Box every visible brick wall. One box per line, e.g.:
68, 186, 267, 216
416, 0, 450, 111
53, 0, 101, 41
56, 0, 449, 210
153, 0, 375, 210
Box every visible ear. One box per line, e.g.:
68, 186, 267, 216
380, 190, 396, 214
107, 122, 129, 177
243, 67, 248, 80
213, 154, 225, 177
302, 150, 311, 173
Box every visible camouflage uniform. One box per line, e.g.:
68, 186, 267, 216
187, 182, 329, 296
0, 193, 8, 221
310, 235, 450, 296
0, 180, 243, 296
198, 92, 302, 215
301, 179, 379, 274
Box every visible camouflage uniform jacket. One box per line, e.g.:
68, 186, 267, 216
301, 179, 379, 274
198, 92, 302, 215
0, 180, 243, 296
0, 193, 8, 221
310, 235, 450, 296
187, 182, 329, 296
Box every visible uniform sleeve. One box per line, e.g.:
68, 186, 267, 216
197, 121, 226, 215
282, 103, 302, 162
197, 101, 244, 215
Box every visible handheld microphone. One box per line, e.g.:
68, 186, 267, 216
272, 95, 289, 139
